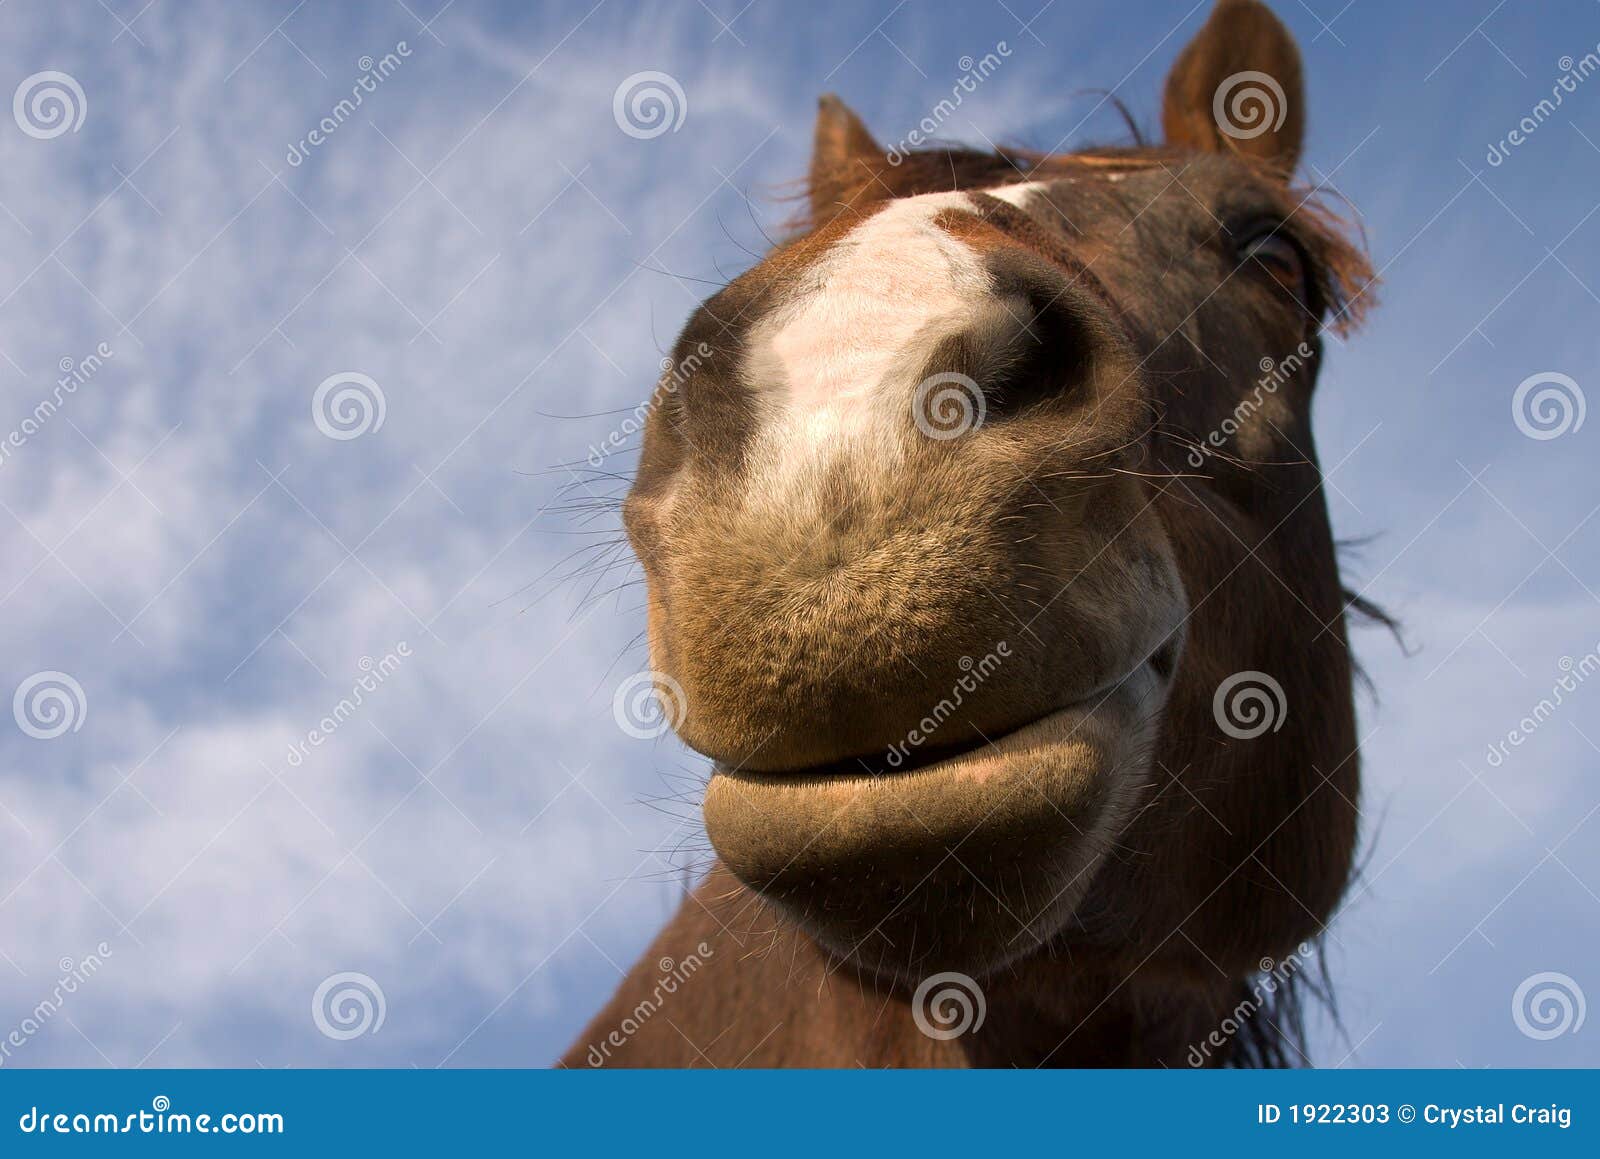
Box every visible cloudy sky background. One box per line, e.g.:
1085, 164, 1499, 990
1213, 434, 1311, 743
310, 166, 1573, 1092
0, 0, 1595, 1067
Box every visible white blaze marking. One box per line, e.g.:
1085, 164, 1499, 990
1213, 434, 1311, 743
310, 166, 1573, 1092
987, 180, 1050, 210
743, 192, 992, 503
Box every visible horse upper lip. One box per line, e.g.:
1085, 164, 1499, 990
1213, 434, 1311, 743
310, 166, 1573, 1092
714, 656, 1160, 783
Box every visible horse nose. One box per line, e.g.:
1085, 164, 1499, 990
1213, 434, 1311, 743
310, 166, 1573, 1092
629, 233, 1151, 775
636, 439, 1132, 775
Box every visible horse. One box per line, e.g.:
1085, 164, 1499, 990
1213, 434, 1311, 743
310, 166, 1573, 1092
566, 0, 1379, 1067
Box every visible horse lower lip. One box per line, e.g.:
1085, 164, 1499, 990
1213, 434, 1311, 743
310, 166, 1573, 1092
704, 694, 1126, 860
701, 661, 1167, 976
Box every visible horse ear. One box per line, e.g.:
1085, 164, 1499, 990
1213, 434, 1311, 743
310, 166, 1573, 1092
1161, 0, 1305, 174
809, 94, 888, 223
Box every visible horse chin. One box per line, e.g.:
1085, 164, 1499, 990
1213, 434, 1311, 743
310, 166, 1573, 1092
702, 663, 1167, 983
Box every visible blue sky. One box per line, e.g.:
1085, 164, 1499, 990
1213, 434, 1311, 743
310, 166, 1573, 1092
0, 0, 1595, 1068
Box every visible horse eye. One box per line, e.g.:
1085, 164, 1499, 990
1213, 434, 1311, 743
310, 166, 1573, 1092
1238, 229, 1306, 298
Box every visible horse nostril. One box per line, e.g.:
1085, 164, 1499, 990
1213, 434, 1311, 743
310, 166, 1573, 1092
940, 290, 1103, 426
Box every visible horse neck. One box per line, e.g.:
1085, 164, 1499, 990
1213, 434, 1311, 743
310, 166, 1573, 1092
563, 866, 1235, 1068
